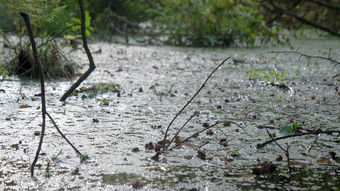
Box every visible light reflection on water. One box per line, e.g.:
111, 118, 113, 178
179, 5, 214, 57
0, 38, 339, 190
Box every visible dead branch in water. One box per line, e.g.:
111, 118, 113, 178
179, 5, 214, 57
265, 127, 292, 175
21, 12, 87, 177
257, 130, 340, 149
60, 0, 96, 101
168, 121, 222, 150
162, 57, 231, 151
266, 50, 340, 69
20, 11, 47, 176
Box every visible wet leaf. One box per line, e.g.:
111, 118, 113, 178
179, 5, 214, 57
145, 142, 154, 151
219, 139, 228, 147
210, 109, 220, 113
10, 144, 19, 150
276, 155, 283, 161
132, 180, 144, 189
316, 158, 331, 164
252, 161, 277, 175
223, 121, 231, 126
197, 150, 206, 160
19, 104, 30, 108
74, 72, 83, 77
206, 129, 214, 135
279, 123, 301, 136
101, 99, 110, 106
202, 122, 210, 128
229, 150, 240, 157
151, 152, 161, 161
175, 136, 184, 143
242, 173, 255, 178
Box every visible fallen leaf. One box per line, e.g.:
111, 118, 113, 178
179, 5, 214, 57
252, 161, 277, 175
145, 142, 154, 151
132, 180, 144, 189
175, 136, 184, 143
19, 104, 30, 108
151, 152, 161, 161
74, 72, 83, 77
316, 158, 331, 164
197, 150, 206, 160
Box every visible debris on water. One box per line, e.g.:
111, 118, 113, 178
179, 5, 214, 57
157, 139, 169, 146
132, 147, 140, 152
276, 155, 283, 161
197, 150, 207, 160
145, 142, 155, 151
219, 139, 228, 147
252, 161, 277, 175
206, 129, 214, 135
92, 118, 99, 123
202, 122, 210, 128
10, 144, 19, 150
151, 152, 161, 161
34, 131, 41, 136
175, 136, 184, 143
132, 180, 144, 189
223, 121, 231, 127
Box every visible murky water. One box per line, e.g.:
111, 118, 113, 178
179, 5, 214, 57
0, 38, 339, 190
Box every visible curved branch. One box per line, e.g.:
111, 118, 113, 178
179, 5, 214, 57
60, 0, 96, 101
257, 130, 340, 149
265, 50, 340, 67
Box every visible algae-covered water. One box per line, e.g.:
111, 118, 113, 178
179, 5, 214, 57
0, 38, 339, 190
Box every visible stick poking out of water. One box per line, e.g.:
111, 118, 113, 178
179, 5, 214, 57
162, 57, 231, 151
21, 12, 87, 177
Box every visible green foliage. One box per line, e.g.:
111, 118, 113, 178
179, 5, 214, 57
101, 99, 110, 106
65, 11, 94, 40
0, 60, 7, 79
279, 123, 301, 136
0, 0, 69, 37
147, 0, 279, 47
229, 150, 241, 157
246, 70, 287, 82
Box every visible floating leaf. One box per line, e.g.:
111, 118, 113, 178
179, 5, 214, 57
101, 99, 110, 106
19, 104, 30, 108
229, 150, 240, 157
279, 123, 301, 136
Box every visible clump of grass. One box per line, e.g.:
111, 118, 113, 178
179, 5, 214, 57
8, 41, 76, 79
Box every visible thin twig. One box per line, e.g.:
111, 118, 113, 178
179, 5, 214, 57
257, 130, 340, 149
166, 113, 197, 149
20, 12, 47, 176
46, 112, 83, 157
169, 121, 221, 150
266, 51, 340, 65
265, 127, 292, 175
162, 57, 231, 151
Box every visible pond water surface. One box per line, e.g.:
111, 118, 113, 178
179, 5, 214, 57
0, 38, 339, 190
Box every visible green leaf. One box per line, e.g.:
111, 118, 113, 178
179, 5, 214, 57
64, 34, 77, 40
101, 99, 110, 106
71, 17, 81, 24
229, 150, 241, 157
279, 124, 301, 136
